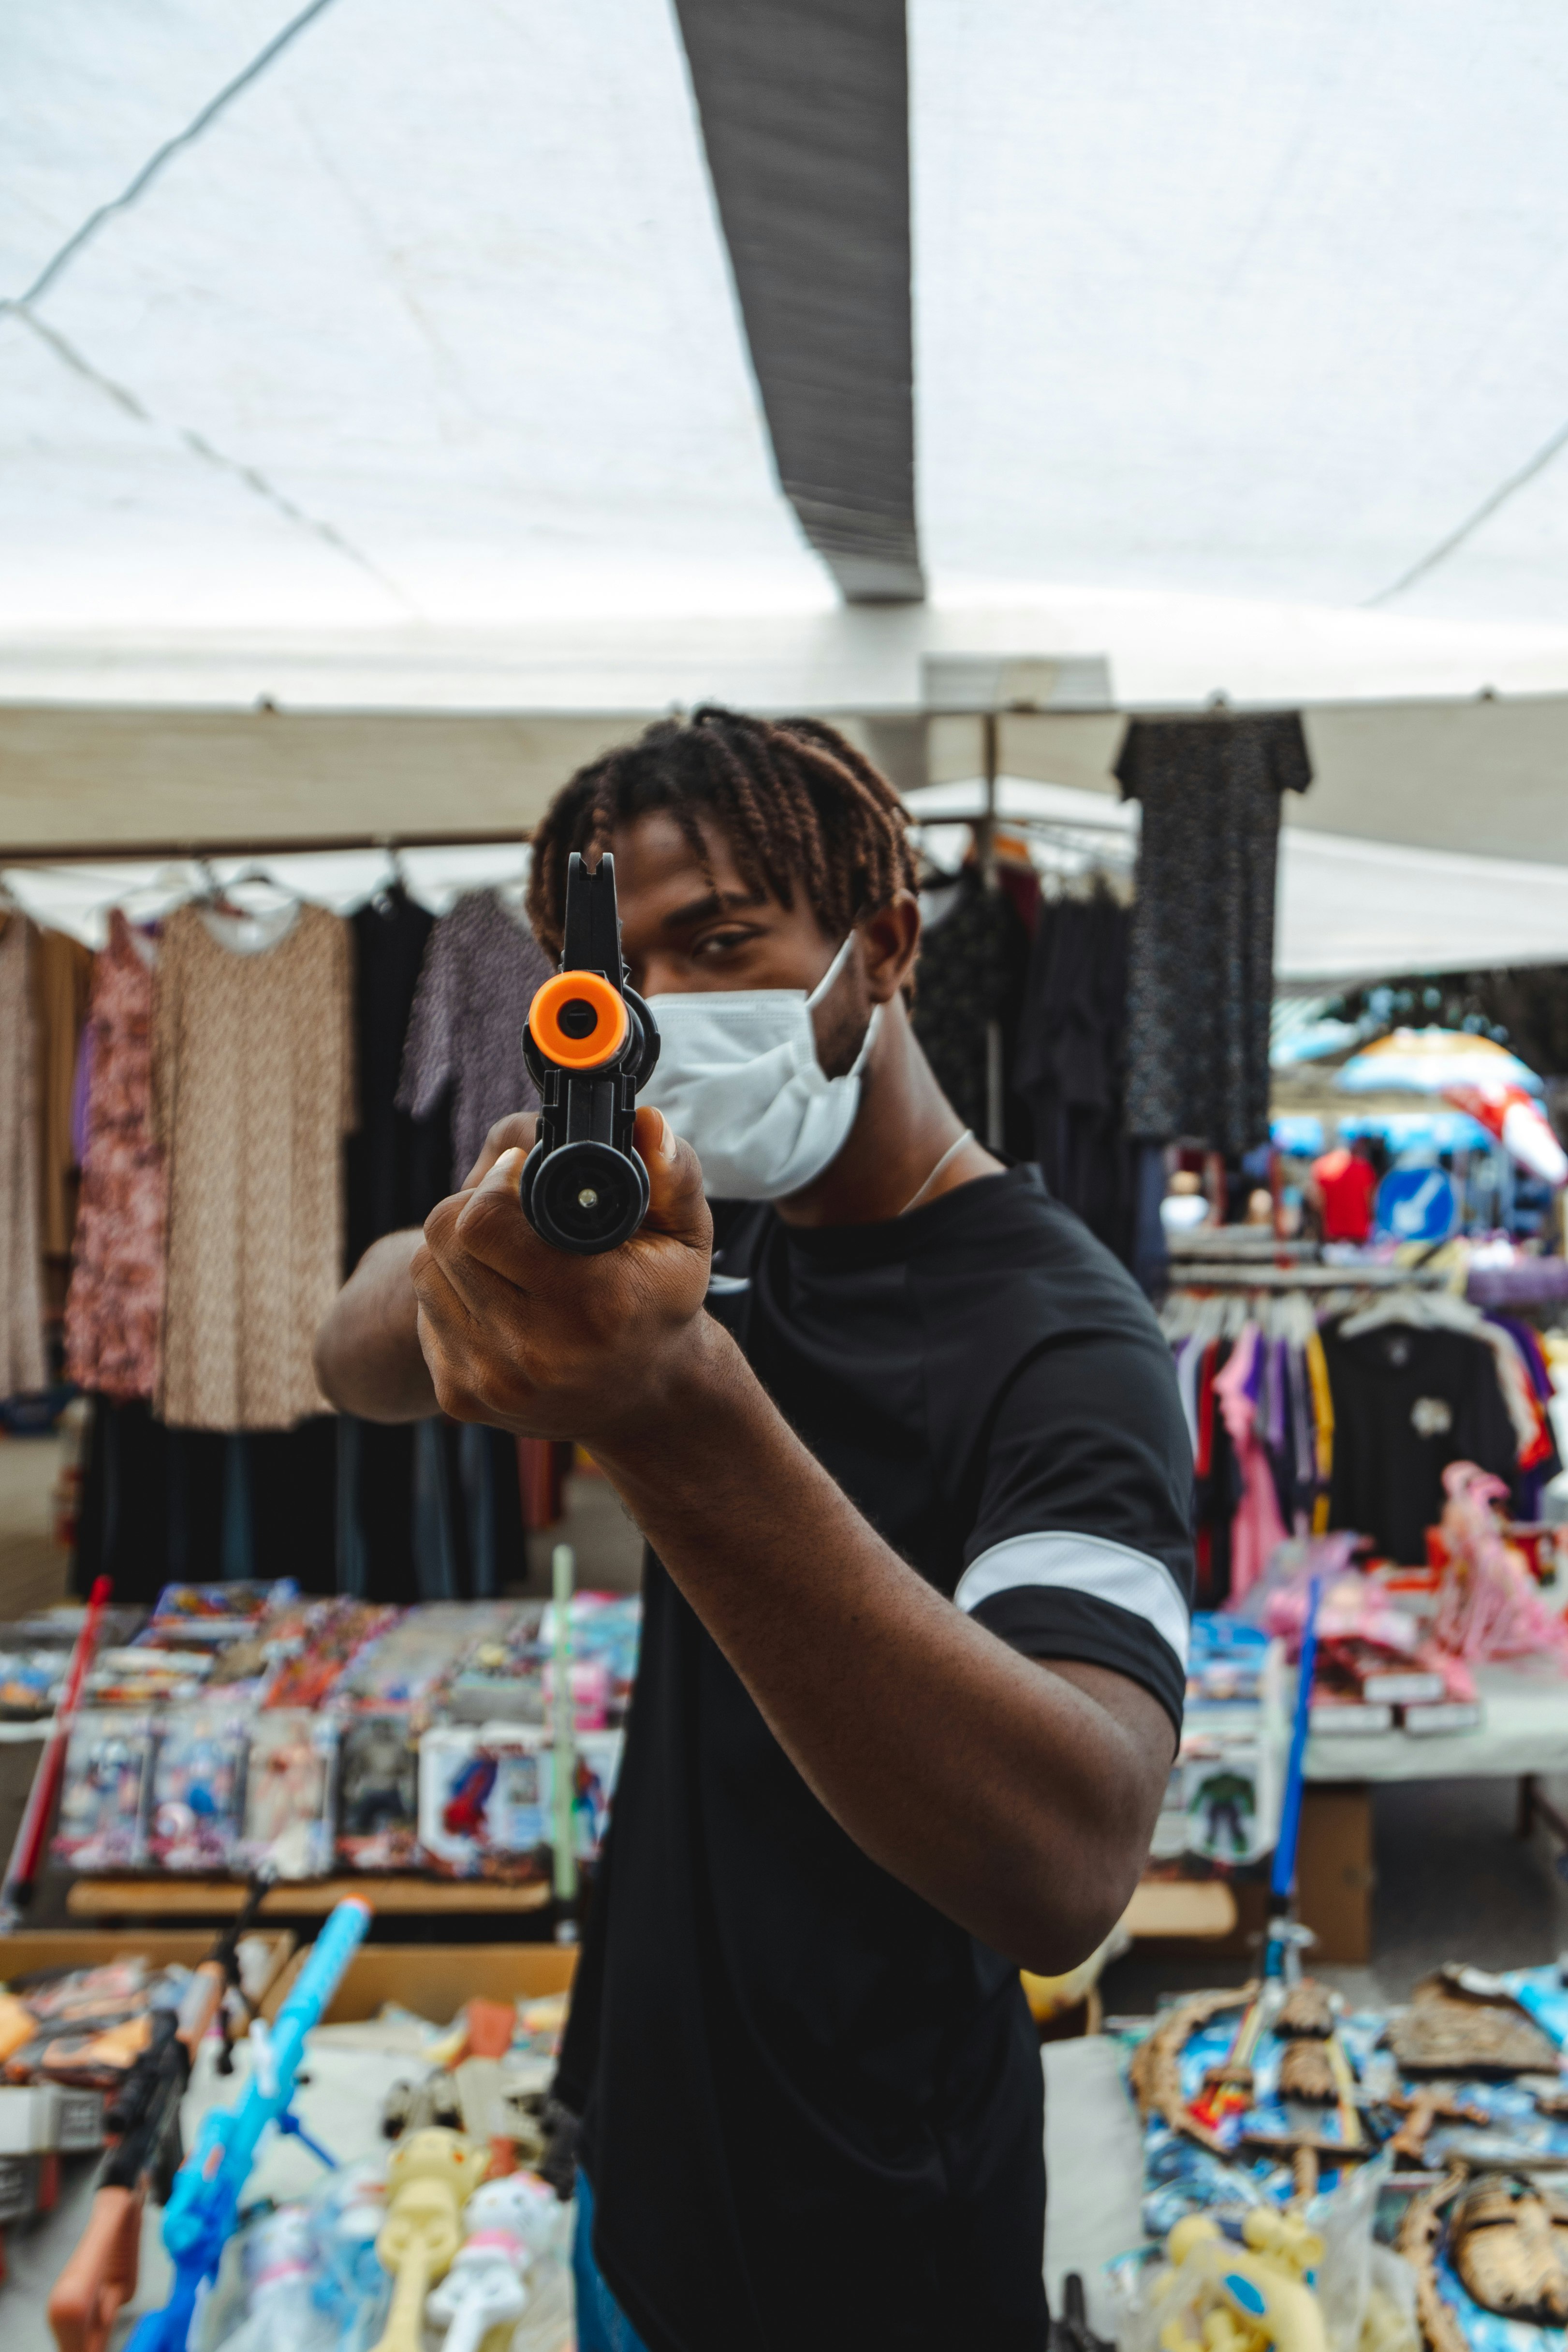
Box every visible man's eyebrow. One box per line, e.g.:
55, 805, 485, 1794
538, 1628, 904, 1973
661, 887, 768, 931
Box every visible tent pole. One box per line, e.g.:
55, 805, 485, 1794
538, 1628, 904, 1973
0, 827, 533, 864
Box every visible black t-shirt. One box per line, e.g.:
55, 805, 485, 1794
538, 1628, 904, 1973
560, 1168, 1195, 2352
1323, 1320, 1521, 1565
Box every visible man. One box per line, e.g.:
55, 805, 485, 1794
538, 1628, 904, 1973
1310, 1135, 1379, 1245
315, 708, 1194, 2352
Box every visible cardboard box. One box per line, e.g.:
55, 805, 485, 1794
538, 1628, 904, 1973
1297, 1784, 1374, 1964
262, 1940, 578, 2027
0, 1926, 295, 2004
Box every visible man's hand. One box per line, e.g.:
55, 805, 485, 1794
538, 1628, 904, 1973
410, 1105, 716, 1446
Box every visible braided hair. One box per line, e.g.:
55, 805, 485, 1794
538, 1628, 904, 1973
525, 707, 917, 956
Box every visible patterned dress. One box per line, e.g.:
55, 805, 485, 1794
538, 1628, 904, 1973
64, 911, 167, 1400
397, 889, 550, 1187
152, 902, 355, 1431
1116, 712, 1311, 1154
0, 914, 45, 1396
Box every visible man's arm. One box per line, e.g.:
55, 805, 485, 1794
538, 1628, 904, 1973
410, 1113, 1173, 1974
314, 1115, 540, 1423
313, 1230, 436, 1422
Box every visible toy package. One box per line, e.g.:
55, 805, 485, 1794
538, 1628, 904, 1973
241, 1709, 337, 1879
442, 1605, 548, 1724
262, 1599, 399, 1712
147, 1703, 248, 1871
539, 1591, 642, 1721
336, 1601, 517, 1713
52, 1712, 154, 1869
86, 1646, 214, 1710
418, 1726, 551, 1879
138, 1580, 297, 1648
570, 1730, 624, 1860
0, 1651, 65, 1718
336, 1713, 421, 1870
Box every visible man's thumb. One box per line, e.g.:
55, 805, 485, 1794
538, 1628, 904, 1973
635, 1107, 709, 1250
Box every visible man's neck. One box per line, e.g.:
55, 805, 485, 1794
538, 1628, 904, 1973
774, 997, 1003, 1229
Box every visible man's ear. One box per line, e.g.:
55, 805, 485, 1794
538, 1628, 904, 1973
858, 891, 921, 1003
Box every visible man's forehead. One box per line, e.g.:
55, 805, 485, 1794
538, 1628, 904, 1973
610, 808, 770, 926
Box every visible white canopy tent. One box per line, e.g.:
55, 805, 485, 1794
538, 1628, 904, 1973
6, 0, 1568, 977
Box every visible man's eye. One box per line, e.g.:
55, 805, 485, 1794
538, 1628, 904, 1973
695, 930, 752, 956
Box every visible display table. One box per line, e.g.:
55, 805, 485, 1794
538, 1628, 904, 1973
1300, 1655, 1568, 1963
65, 1873, 553, 1920
1304, 1658, 1568, 1783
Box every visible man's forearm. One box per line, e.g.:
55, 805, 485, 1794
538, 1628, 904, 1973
592, 1317, 1169, 1973
314, 1231, 439, 1423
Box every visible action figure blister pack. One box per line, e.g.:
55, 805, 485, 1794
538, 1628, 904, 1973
417, 1725, 551, 1879
240, 1708, 337, 1879
336, 1713, 421, 1870
52, 1712, 154, 1870
147, 1704, 248, 1871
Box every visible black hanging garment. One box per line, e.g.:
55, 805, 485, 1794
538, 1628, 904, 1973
339, 888, 529, 1602
74, 1407, 340, 1597
1013, 890, 1136, 1264
1116, 714, 1311, 1154
911, 870, 1032, 1152
345, 885, 448, 1272
1322, 1321, 1522, 1566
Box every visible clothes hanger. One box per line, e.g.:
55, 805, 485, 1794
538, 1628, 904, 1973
114, 862, 201, 924
220, 856, 300, 910
369, 840, 412, 916
1339, 1286, 1479, 1341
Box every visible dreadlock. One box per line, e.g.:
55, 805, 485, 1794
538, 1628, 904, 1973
526, 706, 917, 957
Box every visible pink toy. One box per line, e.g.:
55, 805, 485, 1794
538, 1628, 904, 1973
1434, 1462, 1568, 1667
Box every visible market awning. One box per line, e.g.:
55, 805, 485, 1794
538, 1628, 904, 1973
11, 3, 1568, 691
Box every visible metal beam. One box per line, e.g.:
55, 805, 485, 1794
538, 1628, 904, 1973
674, 0, 923, 604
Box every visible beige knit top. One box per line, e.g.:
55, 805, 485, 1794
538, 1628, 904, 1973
152, 901, 355, 1431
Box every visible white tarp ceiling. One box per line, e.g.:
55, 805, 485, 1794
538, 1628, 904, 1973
8, 0, 1568, 983
11, 3, 1568, 665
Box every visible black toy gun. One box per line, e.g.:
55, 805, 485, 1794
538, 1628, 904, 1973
520, 851, 660, 1253
46, 1880, 268, 2352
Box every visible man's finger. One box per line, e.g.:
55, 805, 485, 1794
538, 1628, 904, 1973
462, 1112, 539, 1190
634, 1108, 710, 1255
451, 1147, 561, 1288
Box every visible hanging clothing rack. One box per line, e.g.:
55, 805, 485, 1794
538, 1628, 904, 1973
0, 827, 534, 865
1163, 1261, 1451, 1292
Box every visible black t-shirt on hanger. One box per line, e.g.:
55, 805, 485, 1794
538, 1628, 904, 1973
1323, 1320, 1520, 1565
557, 1166, 1195, 2352
346, 884, 447, 1273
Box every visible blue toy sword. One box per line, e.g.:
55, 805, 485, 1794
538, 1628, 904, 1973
126, 1896, 371, 2352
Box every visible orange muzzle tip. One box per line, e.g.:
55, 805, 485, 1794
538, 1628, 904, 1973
528, 970, 629, 1070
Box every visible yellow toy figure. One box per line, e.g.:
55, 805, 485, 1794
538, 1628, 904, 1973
370, 2127, 490, 2352
1155, 2211, 1328, 2352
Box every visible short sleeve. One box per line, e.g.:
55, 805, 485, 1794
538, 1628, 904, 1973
956, 1326, 1195, 1734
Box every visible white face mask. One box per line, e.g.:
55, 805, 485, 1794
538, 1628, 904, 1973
642, 934, 880, 1200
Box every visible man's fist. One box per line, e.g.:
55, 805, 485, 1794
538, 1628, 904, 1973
410, 1106, 714, 1446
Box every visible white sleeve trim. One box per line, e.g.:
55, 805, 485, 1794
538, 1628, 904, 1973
954, 1532, 1190, 1671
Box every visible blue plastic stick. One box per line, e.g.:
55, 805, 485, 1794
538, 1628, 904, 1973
1264, 1576, 1323, 1974
126, 1896, 371, 2352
